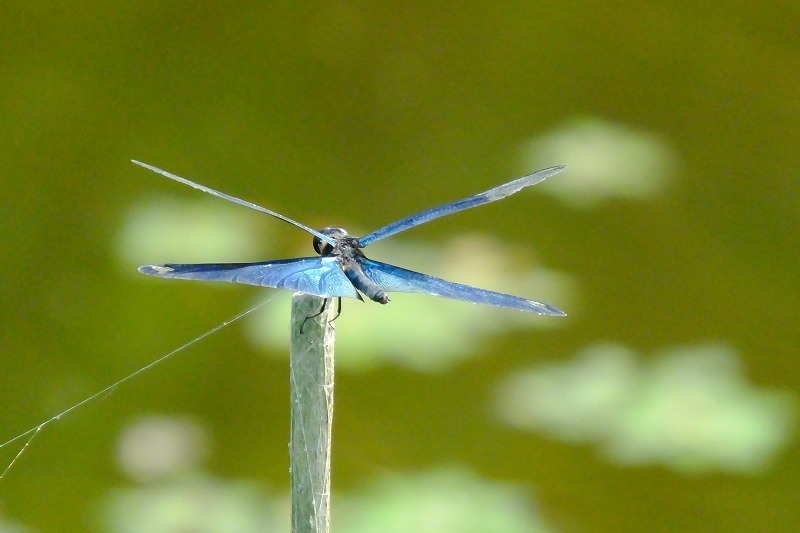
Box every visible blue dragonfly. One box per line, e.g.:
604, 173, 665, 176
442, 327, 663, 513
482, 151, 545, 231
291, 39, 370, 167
133, 161, 566, 316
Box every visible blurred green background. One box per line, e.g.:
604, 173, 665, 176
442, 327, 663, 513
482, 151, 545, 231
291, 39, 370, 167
1, 2, 798, 532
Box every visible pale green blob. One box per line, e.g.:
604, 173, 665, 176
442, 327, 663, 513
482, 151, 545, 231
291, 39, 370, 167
495, 343, 795, 474
522, 117, 678, 208
0, 515, 30, 533
100, 474, 287, 533
117, 196, 267, 269
336, 467, 553, 533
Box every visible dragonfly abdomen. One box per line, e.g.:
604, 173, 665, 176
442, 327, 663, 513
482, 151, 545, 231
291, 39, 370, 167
341, 259, 390, 304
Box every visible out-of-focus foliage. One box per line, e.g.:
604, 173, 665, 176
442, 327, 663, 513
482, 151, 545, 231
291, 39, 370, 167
522, 117, 678, 207
1, 1, 798, 531
102, 418, 551, 532
336, 467, 553, 533
495, 343, 794, 474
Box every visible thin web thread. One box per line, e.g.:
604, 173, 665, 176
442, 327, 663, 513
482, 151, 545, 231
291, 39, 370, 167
0, 297, 272, 480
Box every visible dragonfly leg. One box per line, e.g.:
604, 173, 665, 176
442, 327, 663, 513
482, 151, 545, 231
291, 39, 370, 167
300, 298, 337, 333
330, 298, 342, 322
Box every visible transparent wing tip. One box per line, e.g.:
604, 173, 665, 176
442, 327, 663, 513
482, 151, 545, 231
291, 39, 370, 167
534, 302, 567, 316
532, 165, 566, 180
138, 264, 175, 276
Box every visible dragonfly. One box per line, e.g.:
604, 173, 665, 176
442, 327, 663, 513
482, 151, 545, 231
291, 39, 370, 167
133, 160, 566, 316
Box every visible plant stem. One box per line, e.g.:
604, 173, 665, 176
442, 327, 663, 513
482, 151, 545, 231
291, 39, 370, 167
290, 294, 335, 533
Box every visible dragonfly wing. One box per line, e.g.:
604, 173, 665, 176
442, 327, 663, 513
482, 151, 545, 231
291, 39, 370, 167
139, 256, 360, 299
360, 259, 565, 316
131, 161, 336, 246
358, 166, 565, 247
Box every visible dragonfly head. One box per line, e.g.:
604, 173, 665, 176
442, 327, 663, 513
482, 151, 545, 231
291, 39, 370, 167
313, 226, 350, 256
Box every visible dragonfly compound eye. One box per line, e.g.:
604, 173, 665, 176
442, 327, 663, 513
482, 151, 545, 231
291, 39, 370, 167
314, 227, 350, 256
313, 235, 334, 256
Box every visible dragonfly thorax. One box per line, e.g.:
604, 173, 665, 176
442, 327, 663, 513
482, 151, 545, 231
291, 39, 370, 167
313, 226, 361, 257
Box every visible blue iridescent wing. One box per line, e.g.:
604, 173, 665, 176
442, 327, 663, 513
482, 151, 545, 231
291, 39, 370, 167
358, 166, 565, 247
138, 256, 360, 299
360, 259, 565, 315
